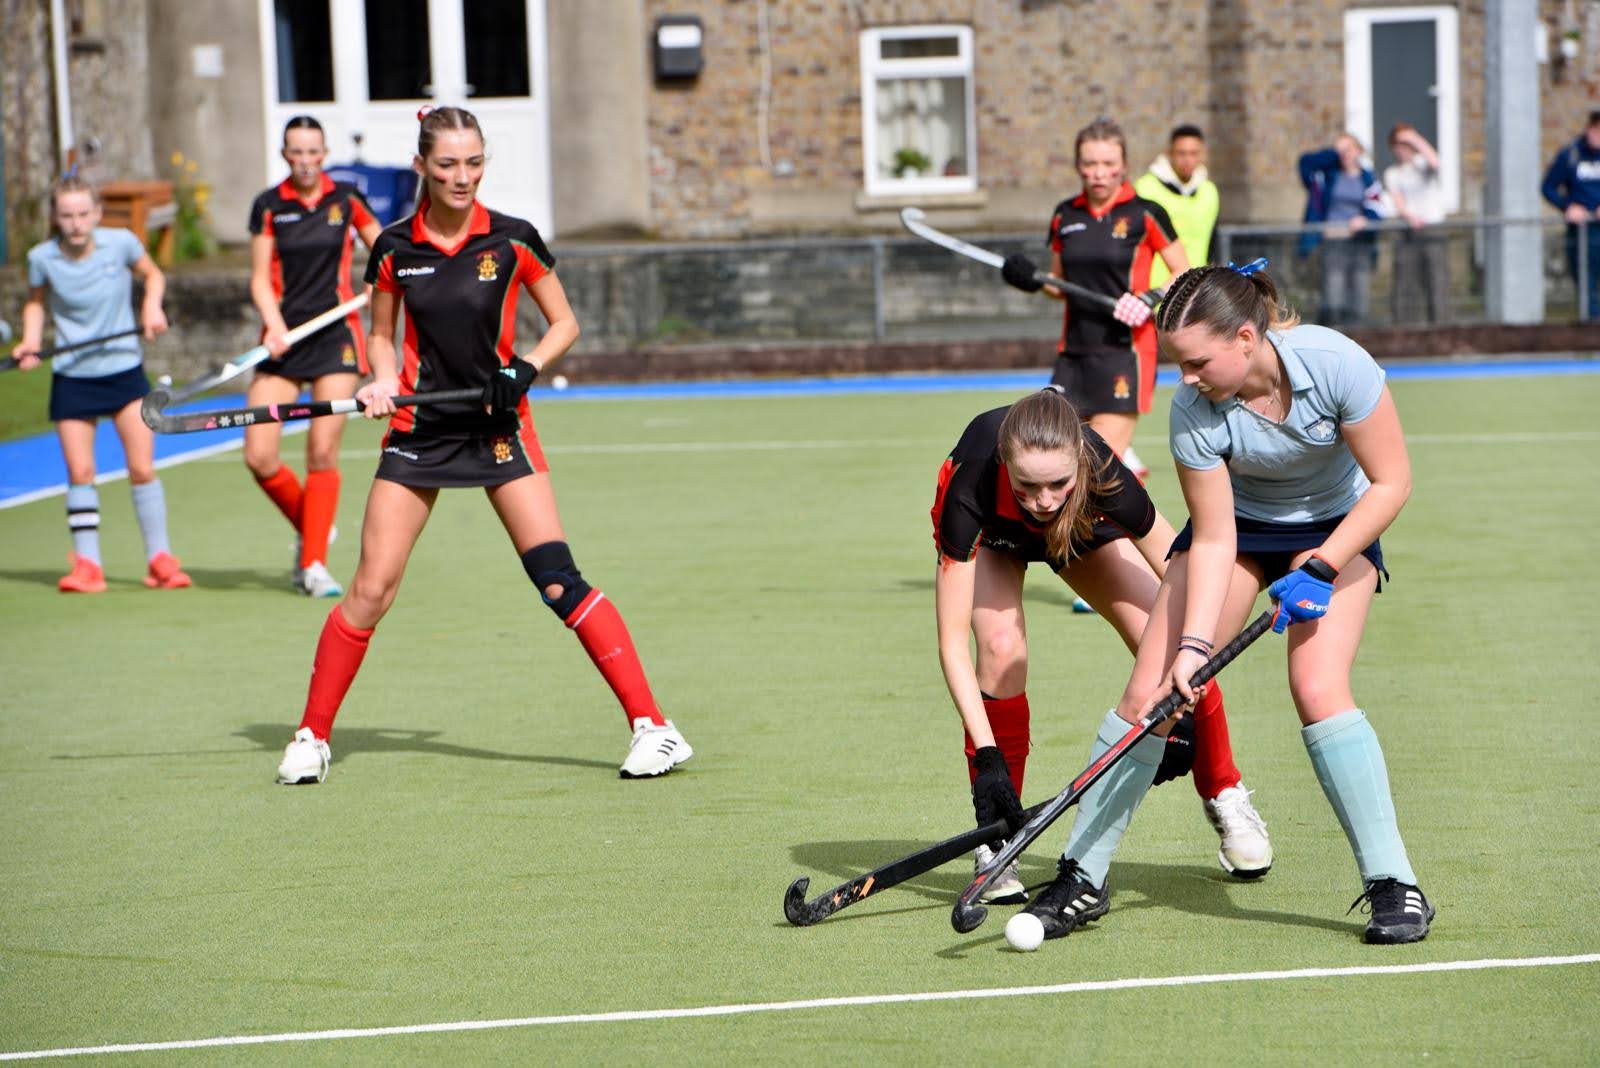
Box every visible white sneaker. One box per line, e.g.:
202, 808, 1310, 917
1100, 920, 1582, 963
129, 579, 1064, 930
1204, 783, 1273, 878
619, 717, 692, 778
276, 727, 330, 784
975, 842, 1028, 905
299, 561, 344, 599
291, 525, 336, 590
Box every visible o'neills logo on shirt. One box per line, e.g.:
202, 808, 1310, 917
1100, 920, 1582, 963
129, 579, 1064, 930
396, 265, 436, 277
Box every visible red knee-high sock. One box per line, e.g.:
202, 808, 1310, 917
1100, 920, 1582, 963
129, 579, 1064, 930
255, 467, 304, 530
300, 469, 340, 567
1191, 681, 1242, 799
963, 693, 1031, 795
564, 590, 666, 728
298, 605, 374, 740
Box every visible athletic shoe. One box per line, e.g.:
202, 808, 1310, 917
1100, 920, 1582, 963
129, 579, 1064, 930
1204, 783, 1273, 878
276, 727, 331, 784
619, 717, 693, 778
299, 561, 344, 599
1349, 878, 1435, 944
1020, 858, 1108, 940
58, 553, 107, 593
974, 843, 1028, 905
1070, 596, 1097, 614
1121, 445, 1150, 483
142, 551, 192, 589
292, 525, 336, 589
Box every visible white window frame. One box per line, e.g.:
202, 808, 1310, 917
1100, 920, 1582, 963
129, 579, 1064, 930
859, 24, 977, 197
1344, 5, 1460, 213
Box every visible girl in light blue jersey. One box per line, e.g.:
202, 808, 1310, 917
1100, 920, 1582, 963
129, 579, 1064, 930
1010, 260, 1432, 947
13, 175, 187, 592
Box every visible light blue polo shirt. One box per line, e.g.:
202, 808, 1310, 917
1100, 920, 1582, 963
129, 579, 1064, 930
26, 227, 144, 379
1169, 324, 1387, 523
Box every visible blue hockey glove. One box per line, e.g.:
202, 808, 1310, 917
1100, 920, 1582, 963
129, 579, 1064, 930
1268, 556, 1338, 633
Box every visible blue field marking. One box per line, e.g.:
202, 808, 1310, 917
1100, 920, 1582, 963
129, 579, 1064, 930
1, 357, 1595, 508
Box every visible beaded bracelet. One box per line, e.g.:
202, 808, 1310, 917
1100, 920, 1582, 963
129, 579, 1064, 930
1178, 641, 1214, 660
1180, 634, 1214, 650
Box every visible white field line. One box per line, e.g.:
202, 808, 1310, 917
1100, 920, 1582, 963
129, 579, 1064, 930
2, 953, 1596, 1061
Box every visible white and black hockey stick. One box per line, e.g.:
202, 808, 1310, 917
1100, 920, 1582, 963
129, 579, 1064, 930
143, 292, 369, 419
950, 609, 1274, 934
0, 327, 143, 374
143, 387, 481, 435
899, 207, 1164, 313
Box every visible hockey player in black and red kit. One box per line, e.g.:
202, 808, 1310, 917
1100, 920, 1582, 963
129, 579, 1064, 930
1001, 118, 1189, 481
932, 387, 1271, 905
274, 106, 692, 786
247, 116, 382, 598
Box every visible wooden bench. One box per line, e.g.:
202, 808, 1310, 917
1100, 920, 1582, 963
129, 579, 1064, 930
98, 180, 177, 266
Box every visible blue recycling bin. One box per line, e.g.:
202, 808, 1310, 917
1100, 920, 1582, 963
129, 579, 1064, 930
325, 163, 419, 227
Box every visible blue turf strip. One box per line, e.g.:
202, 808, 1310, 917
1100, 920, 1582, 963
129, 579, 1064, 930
1, 358, 1595, 507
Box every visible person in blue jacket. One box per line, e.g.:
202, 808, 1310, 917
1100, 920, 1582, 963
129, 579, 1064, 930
1298, 135, 1385, 326
1540, 111, 1600, 320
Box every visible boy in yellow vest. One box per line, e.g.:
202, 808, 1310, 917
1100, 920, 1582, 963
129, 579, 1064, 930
1135, 125, 1220, 290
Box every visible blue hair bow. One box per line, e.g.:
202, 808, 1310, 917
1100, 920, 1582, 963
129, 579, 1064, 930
1226, 257, 1269, 276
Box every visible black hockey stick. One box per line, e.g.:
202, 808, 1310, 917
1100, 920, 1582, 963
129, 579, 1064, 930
0, 328, 143, 373
899, 207, 1164, 313
951, 608, 1274, 934
783, 800, 1049, 927
145, 293, 369, 417
142, 387, 481, 434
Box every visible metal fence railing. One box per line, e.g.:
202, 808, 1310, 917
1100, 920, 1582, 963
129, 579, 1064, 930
541, 216, 1579, 354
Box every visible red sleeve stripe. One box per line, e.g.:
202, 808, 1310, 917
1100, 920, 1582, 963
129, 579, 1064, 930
1048, 213, 1062, 254
1142, 211, 1173, 251
351, 197, 377, 230
373, 250, 400, 294
511, 239, 549, 285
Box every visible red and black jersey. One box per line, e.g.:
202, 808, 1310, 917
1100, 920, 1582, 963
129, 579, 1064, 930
366, 199, 554, 437
932, 405, 1157, 568
1048, 182, 1176, 358
248, 174, 375, 329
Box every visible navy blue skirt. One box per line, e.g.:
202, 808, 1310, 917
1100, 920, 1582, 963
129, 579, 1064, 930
1168, 514, 1387, 589
49, 367, 151, 422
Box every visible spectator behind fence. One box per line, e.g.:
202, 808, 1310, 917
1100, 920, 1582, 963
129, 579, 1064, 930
1135, 124, 1219, 290
1298, 134, 1384, 326
1383, 124, 1449, 323
1540, 110, 1600, 320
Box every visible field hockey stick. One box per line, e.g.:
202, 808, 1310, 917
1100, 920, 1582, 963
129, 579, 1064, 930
899, 207, 1165, 312
143, 387, 481, 434
783, 800, 1050, 927
951, 608, 1274, 934
0, 327, 143, 373
146, 293, 369, 413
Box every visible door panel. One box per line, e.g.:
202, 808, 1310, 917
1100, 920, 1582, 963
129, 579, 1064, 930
1371, 20, 1437, 175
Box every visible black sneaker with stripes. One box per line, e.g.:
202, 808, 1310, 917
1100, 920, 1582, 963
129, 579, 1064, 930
1349, 878, 1435, 944
1022, 858, 1109, 940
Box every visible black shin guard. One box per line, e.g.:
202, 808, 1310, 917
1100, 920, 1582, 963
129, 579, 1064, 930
520, 541, 593, 620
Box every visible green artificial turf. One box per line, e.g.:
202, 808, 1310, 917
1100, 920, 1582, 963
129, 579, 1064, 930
1, 376, 1597, 1063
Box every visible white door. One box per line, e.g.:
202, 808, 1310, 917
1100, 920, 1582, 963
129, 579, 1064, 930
1344, 6, 1460, 213
260, 0, 553, 231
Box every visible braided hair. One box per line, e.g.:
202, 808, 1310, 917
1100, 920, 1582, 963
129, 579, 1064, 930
1154, 264, 1300, 340
997, 387, 1123, 564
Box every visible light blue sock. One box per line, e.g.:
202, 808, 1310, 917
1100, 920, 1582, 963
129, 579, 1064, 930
1061, 709, 1166, 887
130, 479, 171, 559
66, 483, 101, 563
1302, 708, 1417, 885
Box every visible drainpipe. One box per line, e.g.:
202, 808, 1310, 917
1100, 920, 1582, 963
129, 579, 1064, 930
50, 0, 75, 168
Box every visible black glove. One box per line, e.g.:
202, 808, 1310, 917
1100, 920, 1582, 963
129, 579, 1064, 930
1152, 711, 1196, 787
971, 746, 1027, 838
1001, 252, 1044, 293
483, 360, 539, 414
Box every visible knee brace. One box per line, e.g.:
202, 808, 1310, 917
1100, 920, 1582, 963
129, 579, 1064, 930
520, 541, 593, 620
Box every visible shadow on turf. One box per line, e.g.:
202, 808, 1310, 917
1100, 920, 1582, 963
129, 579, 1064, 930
233, 724, 617, 771
787, 839, 1352, 938
890, 577, 1081, 608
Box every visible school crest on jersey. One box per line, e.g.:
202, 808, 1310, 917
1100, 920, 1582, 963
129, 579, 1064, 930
477, 251, 499, 282
1110, 218, 1129, 239
1113, 375, 1131, 400
492, 436, 514, 463
340, 344, 356, 367
327, 203, 344, 226
1307, 418, 1337, 442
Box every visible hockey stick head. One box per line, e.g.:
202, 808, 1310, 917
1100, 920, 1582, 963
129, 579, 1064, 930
783, 878, 816, 926
951, 899, 988, 934
899, 206, 926, 227
139, 388, 173, 430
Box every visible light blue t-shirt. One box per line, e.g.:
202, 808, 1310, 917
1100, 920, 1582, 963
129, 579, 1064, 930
1169, 324, 1387, 523
26, 227, 144, 379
